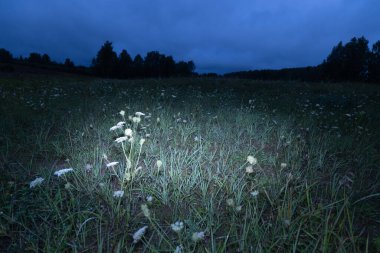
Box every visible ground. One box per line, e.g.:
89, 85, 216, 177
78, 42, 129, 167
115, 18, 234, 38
0, 75, 380, 252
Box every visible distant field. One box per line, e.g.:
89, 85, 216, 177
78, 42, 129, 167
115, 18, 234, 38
1, 75, 380, 252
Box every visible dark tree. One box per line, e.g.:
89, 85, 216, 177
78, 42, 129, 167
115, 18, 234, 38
132, 54, 144, 78
28, 53, 43, 64
0, 48, 13, 63
64, 58, 75, 68
323, 37, 370, 81
368, 41, 380, 82
162, 56, 176, 77
118, 49, 133, 78
92, 41, 118, 78
144, 51, 164, 77
176, 60, 195, 76
41, 53, 51, 64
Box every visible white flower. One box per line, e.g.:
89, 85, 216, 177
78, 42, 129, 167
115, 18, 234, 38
115, 136, 129, 143
132, 226, 148, 243
146, 195, 153, 202
132, 117, 141, 123
29, 177, 44, 188
247, 156, 257, 165
191, 231, 205, 242
84, 163, 93, 172
139, 138, 146, 146
113, 190, 124, 198
119, 110, 125, 116
135, 112, 145, 117
65, 182, 72, 189
54, 168, 74, 177
280, 163, 287, 169
124, 128, 133, 137
110, 125, 122, 131
235, 205, 242, 212
250, 190, 259, 197
245, 166, 254, 174
156, 160, 163, 168
226, 198, 234, 207
171, 221, 184, 232
174, 245, 183, 253
141, 204, 150, 218
106, 162, 119, 167
116, 121, 126, 127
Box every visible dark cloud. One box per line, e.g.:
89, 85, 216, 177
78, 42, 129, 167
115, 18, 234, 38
1, 0, 379, 73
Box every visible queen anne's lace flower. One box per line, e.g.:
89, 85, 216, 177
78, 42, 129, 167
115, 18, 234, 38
133, 226, 148, 243
171, 221, 184, 232
29, 177, 44, 188
191, 231, 205, 242
54, 168, 74, 177
113, 190, 124, 198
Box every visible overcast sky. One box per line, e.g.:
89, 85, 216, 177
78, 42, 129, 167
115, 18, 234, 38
1, 0, 379, 73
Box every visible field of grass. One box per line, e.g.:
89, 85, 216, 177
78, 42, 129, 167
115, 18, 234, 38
1, 75, 380, 252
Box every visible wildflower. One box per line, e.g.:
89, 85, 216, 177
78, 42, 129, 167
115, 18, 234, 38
157, 117, 160, 123
139, 138, 145, 146
116, 121, 126, 127
235, 205, 242, 212
247, 156, 257, 165
54, 168, 74, 177
119, 110, 125, 116
29, 177, 44, 188
65, 182, 72, 190
194, 136, 199, 142
156, 160, 163, 168
174, 245, 183, 253
146, 195, 153, 202
132, 117, 141, 123
110, 125, 122, 131
132, 226, 148, 243
226, 198, 235, 207
141, 204, 150, 218
250, 190, 259, 197
135, 112, 145, 117
113, 190, 124, 198
124, 128, 133, 137
245, 166, 254, 174
280, 163, 287, 169
84, 163, 93, 172
106, 162, 119, 167
115, 136, 129, 143
171, 221, 184, 232
191, 231, 205, 242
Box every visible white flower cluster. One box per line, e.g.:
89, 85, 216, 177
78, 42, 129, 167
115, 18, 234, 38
171, 221, 184, 232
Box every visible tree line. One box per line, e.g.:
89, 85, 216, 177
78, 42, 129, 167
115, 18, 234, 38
225, 36, 380, 83
0, 41, 195, 78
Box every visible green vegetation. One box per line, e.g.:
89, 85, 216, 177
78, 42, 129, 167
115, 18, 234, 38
1, 76, 379, 252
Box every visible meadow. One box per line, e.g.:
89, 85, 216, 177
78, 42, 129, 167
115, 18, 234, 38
0, 75, 379, 252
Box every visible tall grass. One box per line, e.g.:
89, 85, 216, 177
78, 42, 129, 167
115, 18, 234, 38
0, 76, 379, 252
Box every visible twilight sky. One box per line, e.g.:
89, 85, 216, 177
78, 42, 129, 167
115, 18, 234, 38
0, 0, 379, 73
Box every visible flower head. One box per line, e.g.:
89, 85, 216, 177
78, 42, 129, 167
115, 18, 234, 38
135, 112, 145, 117
119, 110, 125, 116
115, 136, 129, 143
132, 117, 141, 123
132, 226, 148, 243
171, 221, 184, 232
280, 163, 287, 169
174, 245, 183, 253
110, 125, 123, 131
250, 190, 259, 197
156, 160, 163, 168
29, 177, 44, 188
113, 190, 124, 198
247, 156, 257, 165
124, 128, 133, 137
226, 198, 235, 207
141, 204, 150, 218
139, 138, 146, 146
106, 162, 119, 167
146, 195, 153, 202
54, 168, 74, 177
191, 231, 205, 242
245, 166, 254, 174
